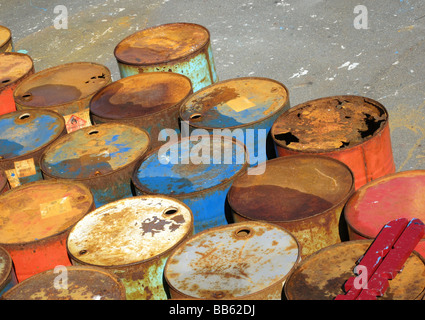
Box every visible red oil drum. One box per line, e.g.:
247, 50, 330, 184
164, 221, 301, 300
344, 170, 425, 250
13, 62, 112, 133
90, 72, 193, 149
114, 22, 218, 92
284, 240, 425, 300
0, 245, 17, 297
0, 180, 95, 282
228, 155, 354, 257
1, 266, 126, 300
271, 95, 395, 190
0, 52, 34, 115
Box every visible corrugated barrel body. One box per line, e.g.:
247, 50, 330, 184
90, 72, 193, 149
179, 77, 290, 164
0, 110, 66, 188
114, 23, 217, 92
344, 170, 425, 246
0, 246, 17, 297
40, 123, 150, 207
1, 266, 126, 300
13, 62, 112, 133
271, 95, 395, 189
67, 195, 193, 300
0, 25, 13, 53
0, 53, 34, 116
284, 240, 425, 300
0, 180, 95, 282
164, 221, 301, 300
228, 155, 355, 257
132, 135, 248, 233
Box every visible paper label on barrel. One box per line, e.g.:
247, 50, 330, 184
40, 197, 72, 219
14, 158, 36, 178
4, 169, 20, 188
64, 110, 92, 133
226, 96, 256, 112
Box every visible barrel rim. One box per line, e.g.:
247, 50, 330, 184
227, 154, 355, 224
283, 239, 425, 300
164, 220, 302, 300
271, 94, 390, 154
89, 72, 194, 120
343, 169, 425, 239
0, 179, 95, 246
131, 134, 250, 198
114, 22, 211, 66
0, 25, 12, 49
13, 61, 112, 109
0, 109, 66, 161
0, 245, 13, 289
1, 265, 127, 300
179, 76, 290, 130
66, 194, 194, 268
39, 122, 151, 181
0, 52, 34, 90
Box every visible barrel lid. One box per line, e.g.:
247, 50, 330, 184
67, 195, 193, 267
40, 123, 150, 180
164, 221, 300, 299
90, 72, 192, 120
0, 180, 94, 245
0, 246, 13, 287
344, 170, 425, 239
114, 22, 210, 65
0, 26, 11, 49
228, 155, 354, 222
132, 135, 248, 196
2, 266, 126, 300
0, 110, 65, 159
284, 240, 425, 300
271, 95, 388, 152
13, 62, 111, 108
0, 53, 34, 90
179, 77, 289, 129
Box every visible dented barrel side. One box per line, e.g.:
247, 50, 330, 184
67, 196, 194, 300
0, 53, 35, 116
271, 95, 395, 189
0, 110, 66, 188
114, 23, 217, 92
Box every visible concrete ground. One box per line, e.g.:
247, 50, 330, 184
1, 0, 424, 172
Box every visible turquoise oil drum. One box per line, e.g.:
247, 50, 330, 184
132, 135, 248, 233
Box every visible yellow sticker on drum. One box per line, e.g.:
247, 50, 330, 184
226, 96, 256, 112
64, 109, 92, 133
40, 197, 72, 219
5, 169, 20, 188
14, 158, 36, 178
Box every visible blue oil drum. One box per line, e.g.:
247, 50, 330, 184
40, 123, 150, 207
132, 135, 248, 233
0, 110, 66, 188
179, 77, 290, 171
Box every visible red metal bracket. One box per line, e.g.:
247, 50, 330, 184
335, 217, 425, 300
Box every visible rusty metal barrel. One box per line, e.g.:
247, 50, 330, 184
1, 266, 126, 300
271, 95, 395, 190
13, 62, 112, 133
132, 134, 248, 234
90, 72, 193, 149
0, 171, 10, 194
0, 25, 13, 53
0, 179, 95, 282
0, 109, 66, 188
164, 221, 300, 300
284, 240, 425, 300
0, 246, 17, 297
344, 170, 425, 245
179, 77, 290, 163
114, 22, 217, 92
40, 123, 150, 207
67, 195, 193, 300
228, 155, 355, 257
0, 52, 34, 116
